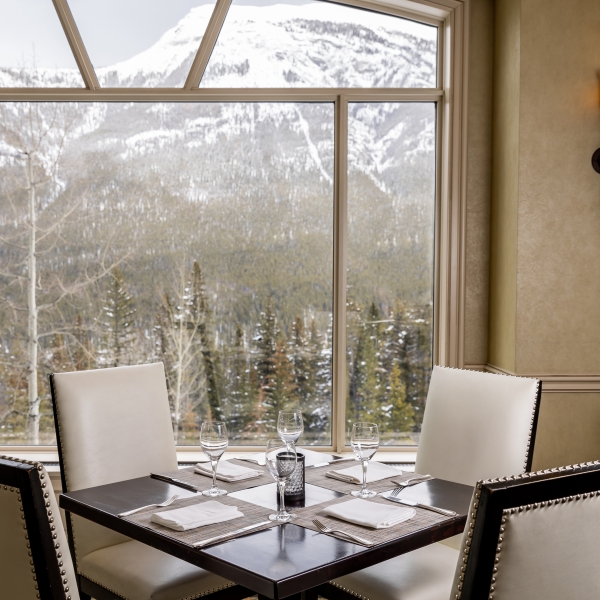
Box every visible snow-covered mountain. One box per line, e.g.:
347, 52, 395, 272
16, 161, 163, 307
1, 4, 436, 210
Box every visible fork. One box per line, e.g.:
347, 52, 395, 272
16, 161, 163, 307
118, 494, 179, 517
312, 519, 374, 547
392, 474, 432, 488
387, 488, 457, 517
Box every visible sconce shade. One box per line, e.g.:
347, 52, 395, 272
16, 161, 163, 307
593, 148, 600, 174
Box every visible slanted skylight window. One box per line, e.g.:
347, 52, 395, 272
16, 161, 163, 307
200, 0, 438, 88
67, 0, 217, 87
0, 0, 84, 88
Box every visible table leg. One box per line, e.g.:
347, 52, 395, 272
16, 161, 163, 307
301, 588, 319, 600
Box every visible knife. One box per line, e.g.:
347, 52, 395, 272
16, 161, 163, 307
382, 494, 457, 517
192, 521, 272, 547
150, 473, 200, 493
311, 457, 357, 468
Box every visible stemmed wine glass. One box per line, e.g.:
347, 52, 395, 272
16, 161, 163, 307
350, 422, 379, 499
277, 409, 303, 449
200, 421, 228, 497
265, 439, 297, 522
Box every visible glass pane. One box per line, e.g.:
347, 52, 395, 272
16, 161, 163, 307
0, 0, 84, 87
346, 102, 436, 446
0, 102, 333, 446
67, 0, 217, 87
201, 0, 437, 88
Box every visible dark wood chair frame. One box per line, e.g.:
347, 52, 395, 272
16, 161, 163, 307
0, 455, 71, 600
458, 461, 600, 600
49, 374, 253, 600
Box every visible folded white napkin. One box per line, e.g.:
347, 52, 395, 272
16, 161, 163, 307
194, 460, 262, 482
326, 461, 401, 484
323, 498, 415, 529
151, 500, 243, 531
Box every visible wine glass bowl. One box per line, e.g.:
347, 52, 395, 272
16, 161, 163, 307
277, 409, 304, 446
200, 421, 228, 497
350, 422, 379, 499
265, 439, 297, 522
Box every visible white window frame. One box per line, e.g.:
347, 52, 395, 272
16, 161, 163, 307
0, 0, 469, 456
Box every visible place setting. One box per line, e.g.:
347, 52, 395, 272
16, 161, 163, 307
120, 409, 315, 546
292, 421, 456, 547
153, 421, 274, 494
305, 422, 433, 495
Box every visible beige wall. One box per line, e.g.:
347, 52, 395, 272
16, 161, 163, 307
464, 0, 494, 366
485, 0, 600, 467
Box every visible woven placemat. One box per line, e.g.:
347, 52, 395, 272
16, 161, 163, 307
294, 493, 451, 547
121, 493, 278, 547
159, 459, 275, 493
305, 463, 418, 495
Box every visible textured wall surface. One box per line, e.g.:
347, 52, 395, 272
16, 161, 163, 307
488, 0, 520, 372
464, 0, 493, 366
516, 0, 600, 374
487, 0, 600, 468
532, 392, 600, 470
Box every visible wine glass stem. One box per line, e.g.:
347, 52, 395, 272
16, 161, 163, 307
211, 458, 219, 490
361, 459, 368, 494
278, 479, 287, 516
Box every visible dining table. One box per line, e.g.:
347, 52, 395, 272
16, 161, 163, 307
59, 460, 473, 600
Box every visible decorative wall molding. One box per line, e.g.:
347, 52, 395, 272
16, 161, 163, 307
464, 364, 600, 393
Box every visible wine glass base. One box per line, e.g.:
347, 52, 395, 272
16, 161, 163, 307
269, 512, 297, 523
351, 489, 377, 499
202, 488, 228, 497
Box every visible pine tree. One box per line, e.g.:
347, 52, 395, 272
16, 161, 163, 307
271, 333, 297, 418
252, 298, 278, 431
101, 267, 136, 367
186, 261, 224, 422
385, 362, 415, 437
225, 324, 256, 439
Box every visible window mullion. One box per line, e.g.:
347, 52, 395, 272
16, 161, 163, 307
333, 95, 349, 453
51, 0, 99, 90
184, 0, 233, 90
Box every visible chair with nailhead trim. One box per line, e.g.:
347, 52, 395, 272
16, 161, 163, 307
0, 455, 79, 600
451, 461, 600, 600
50, 363, 252, 600
317, 366, 542, 600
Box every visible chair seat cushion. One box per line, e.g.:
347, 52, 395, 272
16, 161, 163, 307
331, 543, 459, 600
78, 540, 234, 600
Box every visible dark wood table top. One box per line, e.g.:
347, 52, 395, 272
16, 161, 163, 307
60, 475, 473, 599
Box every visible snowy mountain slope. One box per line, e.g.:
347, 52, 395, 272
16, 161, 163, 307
1, 4, 436, 203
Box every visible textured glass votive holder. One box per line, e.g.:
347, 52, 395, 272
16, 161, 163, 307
284, 451, 305, 500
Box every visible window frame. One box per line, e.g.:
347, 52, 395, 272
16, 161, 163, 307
0, 0, 469, 454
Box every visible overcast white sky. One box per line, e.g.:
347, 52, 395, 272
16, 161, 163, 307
0, 0, 309, 69
0, 0, 427, 70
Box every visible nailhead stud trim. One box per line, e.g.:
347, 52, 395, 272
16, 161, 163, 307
1, 455, 73, 599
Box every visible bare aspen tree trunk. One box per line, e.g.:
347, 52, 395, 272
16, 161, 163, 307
173, 321, 184, 444
26, 153, 40, 444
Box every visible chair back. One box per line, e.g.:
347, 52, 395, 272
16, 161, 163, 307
453, 461, 600, 600
50, 363, 178, 560
415, 366, 541, 487
0, 456, 79, 600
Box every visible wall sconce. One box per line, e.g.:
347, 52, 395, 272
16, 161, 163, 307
593, 148, 600, 174
594, 72, 600, 173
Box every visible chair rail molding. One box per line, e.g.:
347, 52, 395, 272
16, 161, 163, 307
464, 364, 600, 393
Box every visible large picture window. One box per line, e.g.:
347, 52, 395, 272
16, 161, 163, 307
0, 0, 465, 451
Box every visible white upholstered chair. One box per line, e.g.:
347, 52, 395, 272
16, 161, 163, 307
0, 455, 79, 600
451, 461, 600, 600
320, 366, 541, 600
50, 363, 248, 600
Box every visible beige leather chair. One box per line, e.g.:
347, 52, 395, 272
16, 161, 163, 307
50, 363, 248, 600
452, 461, 600, 600
0, 455, 79, 600
320, 366, 541, 600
